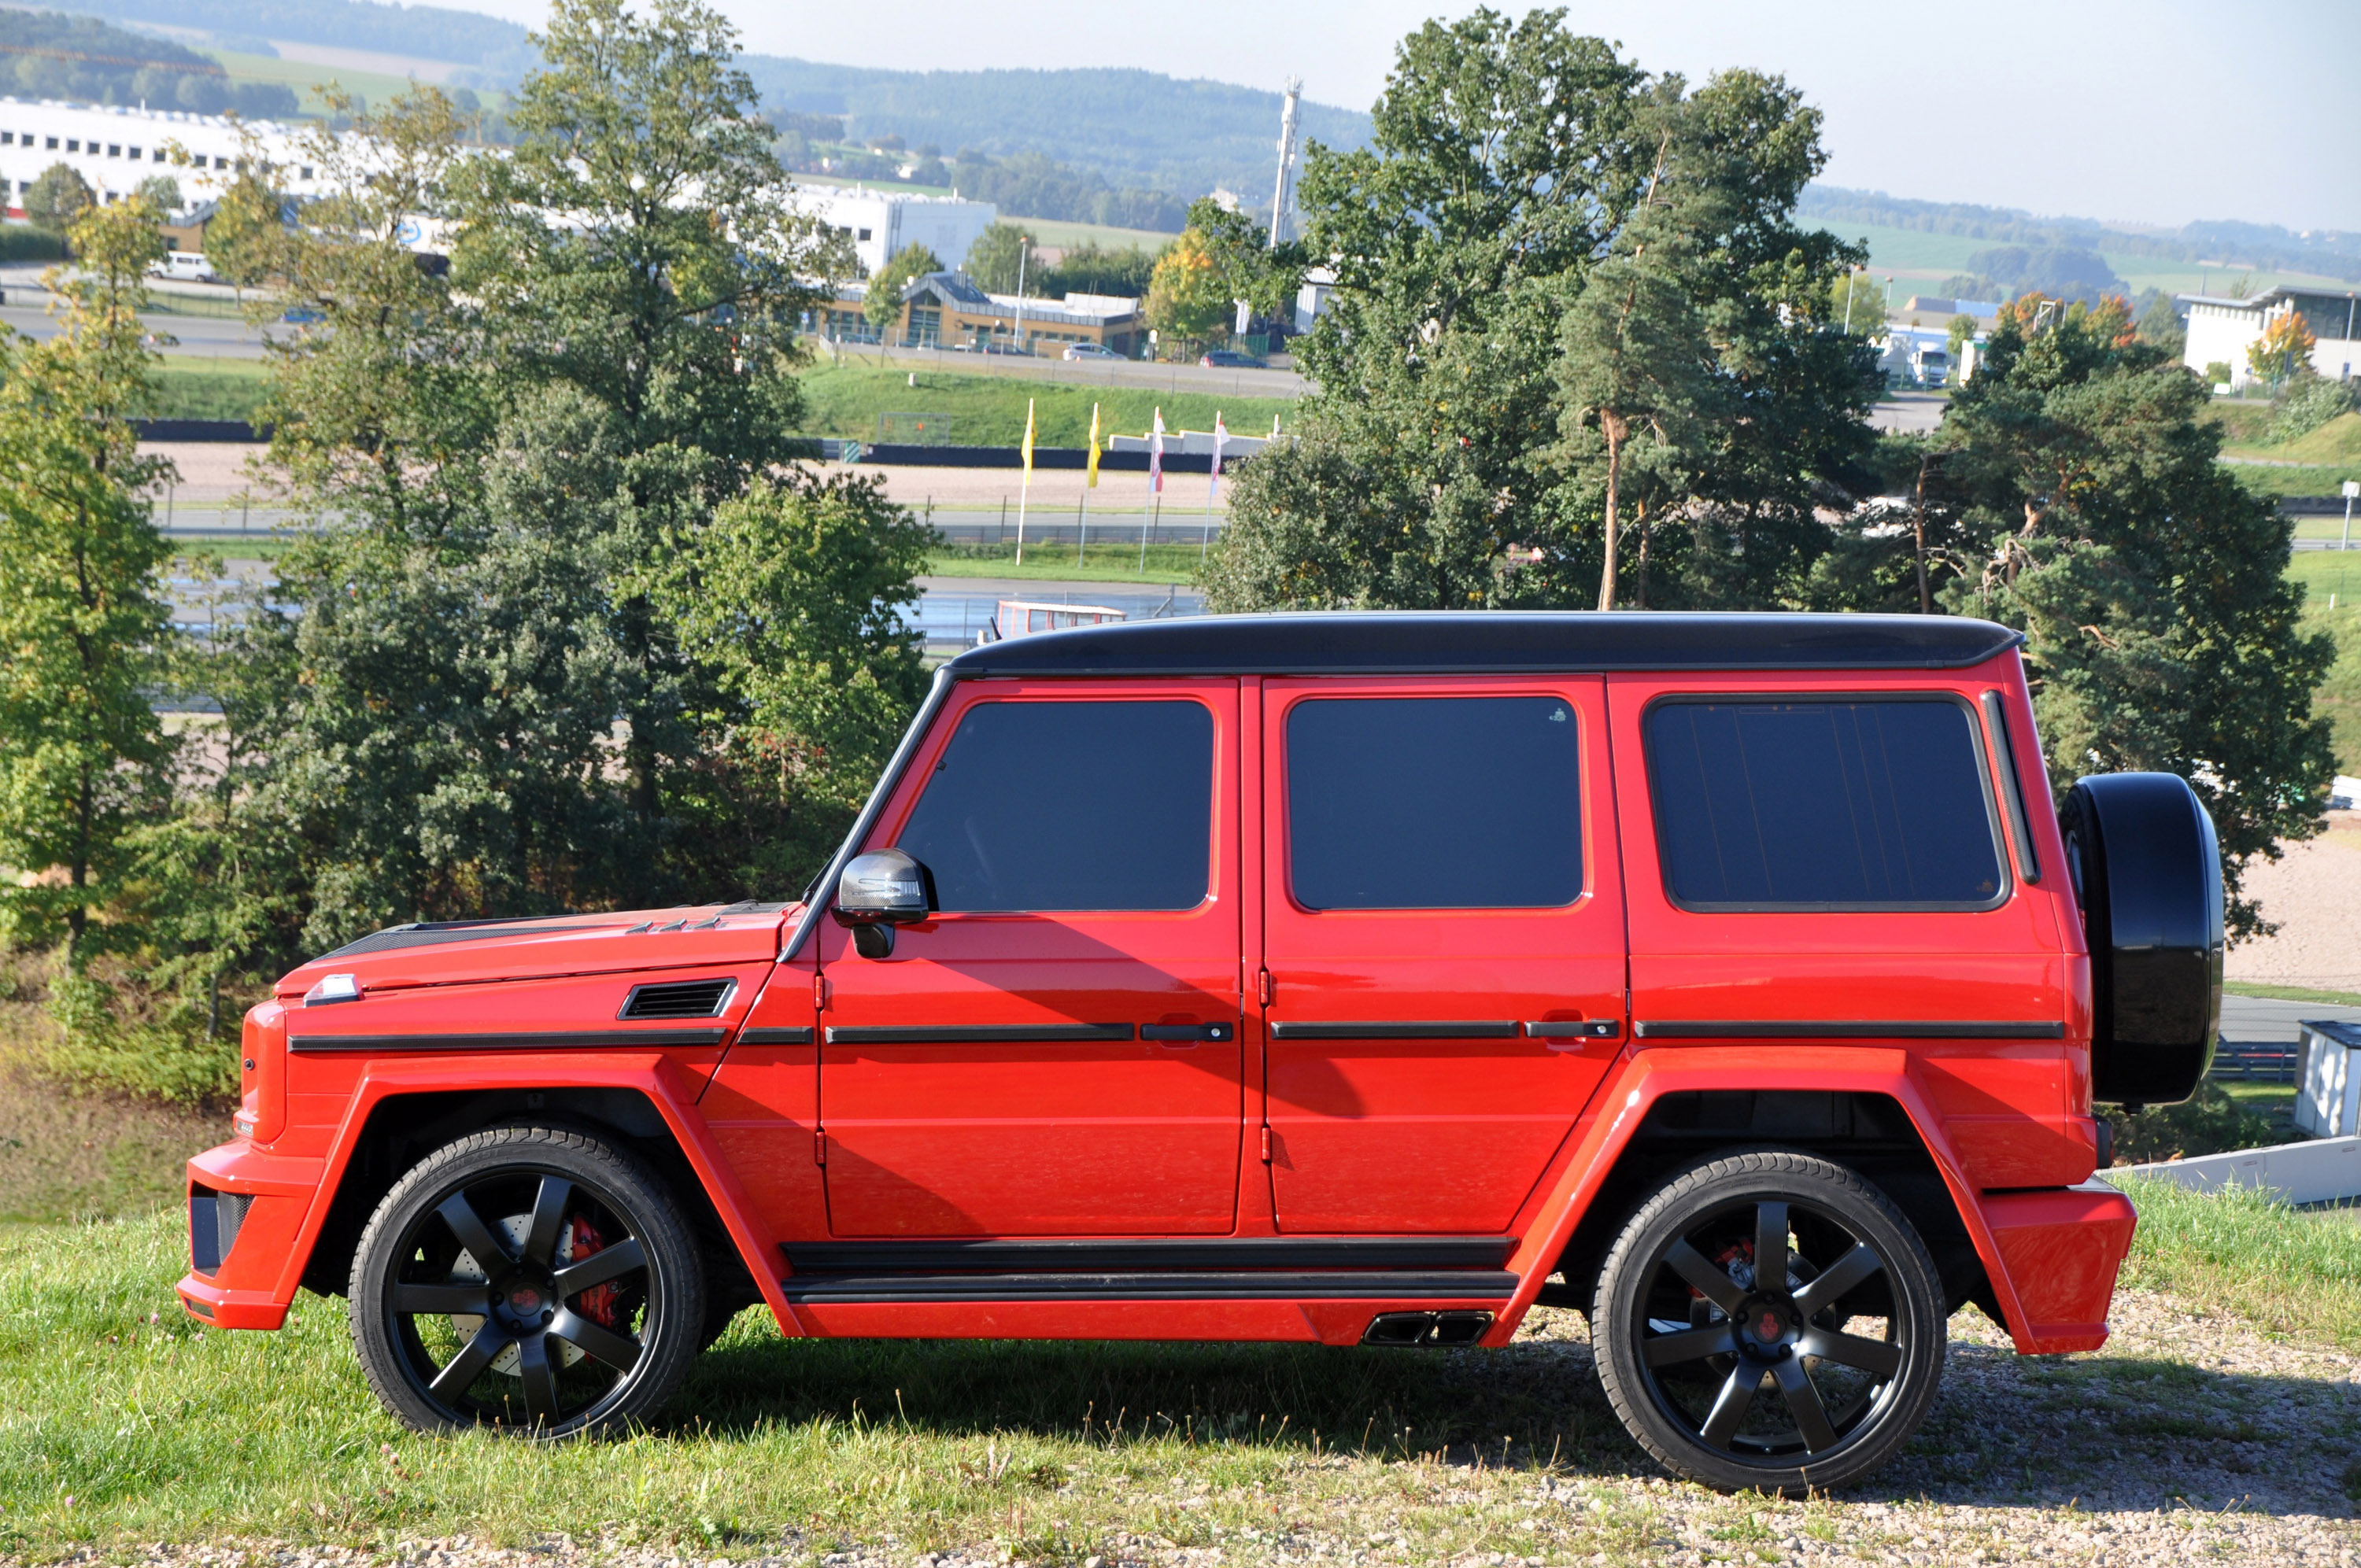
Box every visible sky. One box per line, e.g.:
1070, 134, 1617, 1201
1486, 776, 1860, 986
445, 0, 2360, 234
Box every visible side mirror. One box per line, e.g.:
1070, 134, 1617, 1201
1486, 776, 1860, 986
832, 849, 933, 957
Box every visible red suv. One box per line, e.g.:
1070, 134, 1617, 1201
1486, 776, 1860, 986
182, 613, 2221, 1492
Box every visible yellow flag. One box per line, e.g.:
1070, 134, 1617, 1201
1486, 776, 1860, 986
1022, 397, 1036, 475
1085, 402, 1102, 489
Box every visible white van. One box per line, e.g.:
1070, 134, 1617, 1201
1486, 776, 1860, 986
147, 251, 218, 283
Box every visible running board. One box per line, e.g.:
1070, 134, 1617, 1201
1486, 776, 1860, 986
777, 1270, 1520, 1304
783, 1235, 1516, 1275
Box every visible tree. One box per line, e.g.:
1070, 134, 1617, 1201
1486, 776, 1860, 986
1142, 227, 1231, 345
1205, 13, 1875, 616
1041, 242, 1155, 299
864, 242, 942, 338
0, 197, 176, 968
22, 162, 93, 233
964, 222, 1031, 293
135, 175, 183, 214
1938, 295, 2334, 939
1947, 312, 1978, 364
192, 163, 283, 290
644, 471, 933, 889
2134, 290, 2185, 357
1829, 269, 1886, 334
2248, 310, 2315, 387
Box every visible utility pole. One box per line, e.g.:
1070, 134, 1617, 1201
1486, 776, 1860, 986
2344, 479, 2357, 552
1269, 76, 1302, 248
1014, 234, 1030, 354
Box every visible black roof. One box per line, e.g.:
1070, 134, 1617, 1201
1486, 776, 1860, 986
946, 612, 2023, 678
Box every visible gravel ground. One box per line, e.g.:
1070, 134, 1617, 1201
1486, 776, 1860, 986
2226, 811, 2361, 995
31, 1289, 2359, 1568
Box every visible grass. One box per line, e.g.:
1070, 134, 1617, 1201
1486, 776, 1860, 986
209, 48, 445, 120
796, 361, 1295, 448
2229, 410, 2361, 467
2113, 1175, 2361, 1352
2224, 980, 2361, 1008
924, 543, 1218, 585
152, 356, 269, 422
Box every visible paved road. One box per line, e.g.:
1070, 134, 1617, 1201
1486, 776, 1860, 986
2220, 994, 2361, 1046
1867, 392, 1946, 434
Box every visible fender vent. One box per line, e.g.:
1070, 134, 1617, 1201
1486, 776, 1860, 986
619, 978, 736, 1020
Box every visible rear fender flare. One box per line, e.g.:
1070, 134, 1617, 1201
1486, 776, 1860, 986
286, 1053, 803, 1337
1489, 1047, 2034, 1352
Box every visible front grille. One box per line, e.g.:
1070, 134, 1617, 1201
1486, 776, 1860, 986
619, 977, 735, 1020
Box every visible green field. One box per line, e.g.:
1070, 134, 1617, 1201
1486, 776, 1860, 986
209, 48, 444, 118
152, 356, 269, 422
796, 362, 1296, 448
1805, 220, 2355, 302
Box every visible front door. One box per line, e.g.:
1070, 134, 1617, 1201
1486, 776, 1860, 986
815, 680, 1244, 1236
1258, 677, 1628, 1234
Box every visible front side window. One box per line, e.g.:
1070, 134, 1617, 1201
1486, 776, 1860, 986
1287, 695, 1583, 910
1645, 698, 2004, 911
896, 699, 1213, 913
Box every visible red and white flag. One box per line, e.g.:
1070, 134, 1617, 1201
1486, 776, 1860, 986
1149, 408, 1166, 493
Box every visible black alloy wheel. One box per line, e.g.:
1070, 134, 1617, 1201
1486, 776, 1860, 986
1591, 1150, 1946, 1493
349, 1124, 704, 1438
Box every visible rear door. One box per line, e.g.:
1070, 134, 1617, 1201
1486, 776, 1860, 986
813, 678, 1245, 1236
1257, 677, 1628, 1234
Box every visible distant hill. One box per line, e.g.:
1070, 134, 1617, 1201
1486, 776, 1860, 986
0, 9, 297, 116
1799, 186, 2361, 286
28, 0, 541, 86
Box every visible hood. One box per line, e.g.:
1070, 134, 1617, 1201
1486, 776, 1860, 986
275, 901, 799, 999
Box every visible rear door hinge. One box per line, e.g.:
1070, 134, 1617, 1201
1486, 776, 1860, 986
814, 1129, 828, 1165
1257, 968, 1273, 1007
1260, 1125, 1273, 1163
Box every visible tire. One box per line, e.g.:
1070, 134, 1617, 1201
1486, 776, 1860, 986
349, 1124, 705, 1438
1591, 1150, 1945, 1494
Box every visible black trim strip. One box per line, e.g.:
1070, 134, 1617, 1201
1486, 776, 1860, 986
737, 1026, 815, 1046
1269, 1020, 1520, 1041
1982, 689, 2043, 885
778, 1270, 1520, 1304
286, 1028, 729, 1053
825, 1024, 1134, 1045
1633, 1020, 2066, 1040
785, 1237, 1517, 1274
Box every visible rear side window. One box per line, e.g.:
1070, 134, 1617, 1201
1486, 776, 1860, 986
1645, 698, 2004, 911
1287, 695, 1582, 909
896, 699, 1213, 912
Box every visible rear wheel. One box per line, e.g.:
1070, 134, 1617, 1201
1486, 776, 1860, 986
349, 1124, 704, 1438
1591, 1150, 1945, 1493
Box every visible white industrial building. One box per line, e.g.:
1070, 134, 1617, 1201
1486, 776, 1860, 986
0, 96, 323, 220
2181, 286, 2361, 389
786, 185, 996, 278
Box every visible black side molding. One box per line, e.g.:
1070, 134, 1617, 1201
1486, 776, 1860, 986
287, 1028, 730, 1053
1269, 1020, 1520, 1041
1633, 1020, 2067, 1040
785, 1235, 1517, 1275
825, 1024, 1134, 1046
737, 1026, 815, 1046
778, 1271, 1520, 1304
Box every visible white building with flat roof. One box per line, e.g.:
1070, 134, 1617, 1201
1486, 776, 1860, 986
2181, 286, 2361, 389
0, 97, 323, 220
787, 186, 996, 278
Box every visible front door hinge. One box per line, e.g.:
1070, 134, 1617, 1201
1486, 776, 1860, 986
1259, 1125, 1273, 1163
814, 1128, 828, 1165
1257, 968, 1273, 1007
813, 971, 828, 1010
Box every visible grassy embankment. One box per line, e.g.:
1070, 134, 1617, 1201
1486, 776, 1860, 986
152, 356, 271, 423
796, 360, 1296, 450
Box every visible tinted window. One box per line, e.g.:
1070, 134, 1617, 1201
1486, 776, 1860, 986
1645, 699, 2004, 910
1287, 696, 1582, 910
896, 700, 1212, 912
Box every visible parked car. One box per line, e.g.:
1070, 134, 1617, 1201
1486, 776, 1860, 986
181, 613, 2215, 1492
1062, 342, 1121, 360
146, 250, 218, 283
1199, 348, 1268, 369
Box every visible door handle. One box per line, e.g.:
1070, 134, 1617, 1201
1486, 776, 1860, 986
1524, 1020, 1621, 1049
1141, 1022, 1235, 1045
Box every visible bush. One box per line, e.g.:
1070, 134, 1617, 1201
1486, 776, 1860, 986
2104, 1079, 2296, 1163
2270, 374, 2359, 445
0, 223, 65, 262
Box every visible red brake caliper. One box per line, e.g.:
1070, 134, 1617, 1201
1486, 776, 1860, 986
566, 1216, 623, 1329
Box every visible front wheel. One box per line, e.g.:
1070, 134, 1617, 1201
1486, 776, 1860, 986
349, 1124, 705, 1438
1591, 1150, 1946, 1493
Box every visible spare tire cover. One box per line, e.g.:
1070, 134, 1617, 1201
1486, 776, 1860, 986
2060, 773, 2223, 1105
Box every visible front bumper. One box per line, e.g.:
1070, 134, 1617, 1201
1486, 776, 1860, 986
177, 1138, 325, 1330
